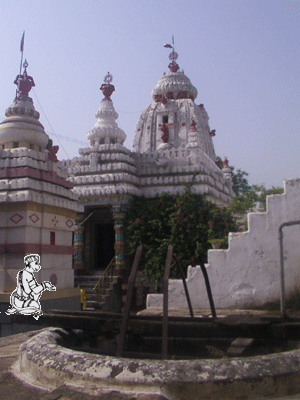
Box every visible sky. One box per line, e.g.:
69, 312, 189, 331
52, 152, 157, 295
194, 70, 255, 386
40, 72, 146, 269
0, 0, 299, 188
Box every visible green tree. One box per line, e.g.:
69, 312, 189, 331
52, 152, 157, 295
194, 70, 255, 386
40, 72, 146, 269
253, 184, 284, 209
228, 187, 258, 214
231, 169, 252, 196
124, 190, 237, 286
216, 157, 284, 214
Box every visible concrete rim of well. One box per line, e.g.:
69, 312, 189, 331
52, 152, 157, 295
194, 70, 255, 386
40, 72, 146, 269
12, 327, 300, 399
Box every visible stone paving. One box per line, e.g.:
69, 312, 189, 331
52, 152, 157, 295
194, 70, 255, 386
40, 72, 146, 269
1, 317, 300, 400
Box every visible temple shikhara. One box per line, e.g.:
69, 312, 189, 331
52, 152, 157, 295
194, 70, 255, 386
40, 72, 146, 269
0, 39, 235, 328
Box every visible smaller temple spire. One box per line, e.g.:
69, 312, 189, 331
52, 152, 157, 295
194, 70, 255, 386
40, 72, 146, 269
100, 72, 115, 100
187, 118, 199, 150
222, 157, 233, 182
87, 71, 126, 146
164, 35, 180, 73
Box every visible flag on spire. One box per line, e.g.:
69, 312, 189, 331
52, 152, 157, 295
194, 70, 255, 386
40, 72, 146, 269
20, 31, 25, 53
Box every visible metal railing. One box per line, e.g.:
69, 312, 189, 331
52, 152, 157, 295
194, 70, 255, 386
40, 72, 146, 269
93, 256, 116, 305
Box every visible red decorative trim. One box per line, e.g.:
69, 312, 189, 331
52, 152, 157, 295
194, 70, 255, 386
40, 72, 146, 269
42, 245, 74, 254
189, 119, 197, 132
29, 213, 40, 223
48, 145, 59, 162
52, 216, 59, 226
66, 219, 74, 228
153, 95, 167, 104
176, 91, 188, 100
0, 167, 73, 189
0, 243, 74, 254
10, 213, 24, 224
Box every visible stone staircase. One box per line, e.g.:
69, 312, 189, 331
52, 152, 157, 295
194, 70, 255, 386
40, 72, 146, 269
74, 272, 122, 312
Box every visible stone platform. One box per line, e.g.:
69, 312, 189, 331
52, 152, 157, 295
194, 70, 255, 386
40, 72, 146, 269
0, 309, 300, 400
0, 330, 164, 399
2, 308, 300, 400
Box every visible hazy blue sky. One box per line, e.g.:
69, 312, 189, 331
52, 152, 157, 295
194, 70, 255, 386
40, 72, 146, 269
0, 0, 299, 188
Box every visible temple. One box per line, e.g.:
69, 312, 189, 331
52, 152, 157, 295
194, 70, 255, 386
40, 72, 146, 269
0, 41, 235, 329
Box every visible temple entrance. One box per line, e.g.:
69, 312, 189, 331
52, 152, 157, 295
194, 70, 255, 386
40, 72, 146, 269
94, 222, 115, 270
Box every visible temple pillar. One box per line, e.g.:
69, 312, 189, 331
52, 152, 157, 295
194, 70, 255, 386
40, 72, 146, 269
73, 217, 85, 271
112, 205, 128, 307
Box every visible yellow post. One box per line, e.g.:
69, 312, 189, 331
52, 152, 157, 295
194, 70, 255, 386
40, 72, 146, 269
80, 288, 87, 310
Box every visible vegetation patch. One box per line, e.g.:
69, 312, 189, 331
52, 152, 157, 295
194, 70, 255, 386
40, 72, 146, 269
124, 187, 237, 287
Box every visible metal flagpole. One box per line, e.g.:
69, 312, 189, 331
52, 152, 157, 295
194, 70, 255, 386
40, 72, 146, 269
18, 31, 25, 94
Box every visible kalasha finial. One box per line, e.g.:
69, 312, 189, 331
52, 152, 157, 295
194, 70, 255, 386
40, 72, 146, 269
14, 59, 35, 98
104, 72, 113, 84
164, 35, 180, 73
169, 48, 178, 62
100, 71, 115, 100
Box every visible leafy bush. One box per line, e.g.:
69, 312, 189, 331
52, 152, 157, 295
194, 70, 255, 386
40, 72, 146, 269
124, 190, 237, 286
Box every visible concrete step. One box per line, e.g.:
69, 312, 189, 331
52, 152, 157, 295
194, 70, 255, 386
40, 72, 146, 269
75, 281, 100, 287
85, 301, 98, 309
75, 275, 103, 282
77, 274, 121, 311
84, 289, 97, 295
85, 293, 98, 300
79, 283, 98, 289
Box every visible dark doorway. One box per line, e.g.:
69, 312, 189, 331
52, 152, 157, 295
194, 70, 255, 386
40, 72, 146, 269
94, 223, 115, 270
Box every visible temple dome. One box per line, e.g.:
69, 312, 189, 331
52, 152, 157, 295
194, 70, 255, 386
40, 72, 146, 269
133, 65, 215, 159
152, 71, 198, 101
0, 61, 48, 150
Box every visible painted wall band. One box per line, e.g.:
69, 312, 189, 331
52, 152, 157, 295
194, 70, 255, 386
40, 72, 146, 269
1, 202, 78, 218
0, 243, 74, 254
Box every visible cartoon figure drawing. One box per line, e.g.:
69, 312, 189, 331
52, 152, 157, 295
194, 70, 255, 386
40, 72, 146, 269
5, 254, 56, 320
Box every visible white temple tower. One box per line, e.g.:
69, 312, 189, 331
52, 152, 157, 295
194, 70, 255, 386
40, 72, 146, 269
65, 73, 138, 308
132, 43, 235, 204
0, 60, 83, 334
133, 49, 214, 158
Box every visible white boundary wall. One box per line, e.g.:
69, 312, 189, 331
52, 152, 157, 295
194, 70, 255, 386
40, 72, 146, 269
147, 178, 300, 309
